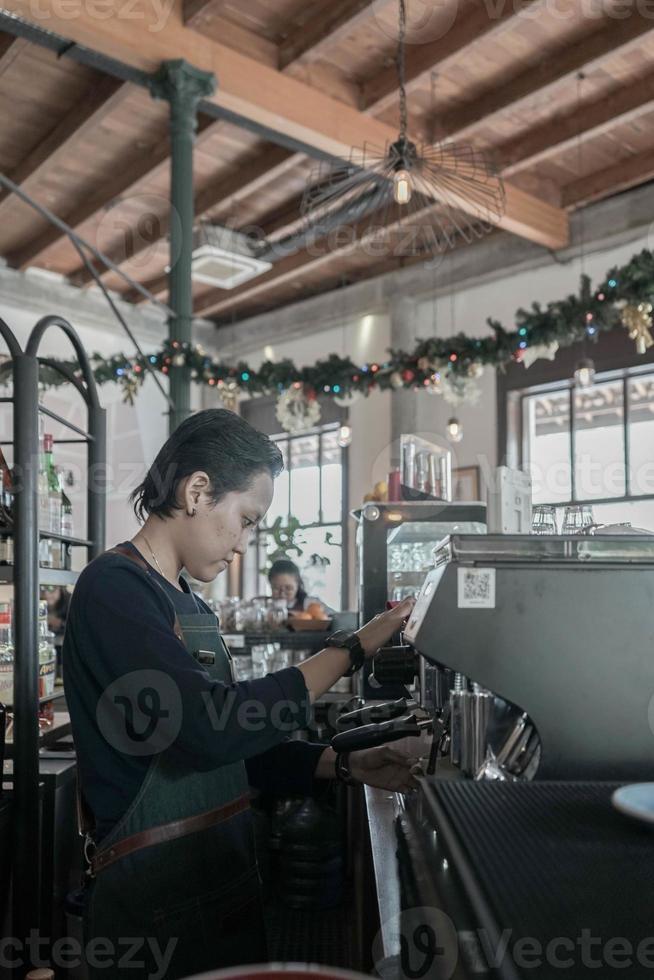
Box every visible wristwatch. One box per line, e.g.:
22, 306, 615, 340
326, 629, 366, 676
335, 751, 357, 786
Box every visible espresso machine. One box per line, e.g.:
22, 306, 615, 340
339, 534, 654, 979
333, 532, 654, 782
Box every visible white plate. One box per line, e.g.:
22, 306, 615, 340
611, 783, 654, 825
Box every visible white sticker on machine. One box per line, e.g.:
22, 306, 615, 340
458, 567, 496, 609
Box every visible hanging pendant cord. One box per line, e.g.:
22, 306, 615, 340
397, 0, 408, 142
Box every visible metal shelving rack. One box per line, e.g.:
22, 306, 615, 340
0, 315, 106, 968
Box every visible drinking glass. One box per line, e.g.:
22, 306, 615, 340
562, 504, 595, 535
532, 505, 558, 535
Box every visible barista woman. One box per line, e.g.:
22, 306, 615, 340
64, 409, 415, 980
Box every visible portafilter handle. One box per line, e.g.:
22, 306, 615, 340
331, 714, 431, 753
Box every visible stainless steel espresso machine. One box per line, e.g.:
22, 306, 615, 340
341, 534, 654, 980
333, 532, 654, 781
404, 532, 654, 782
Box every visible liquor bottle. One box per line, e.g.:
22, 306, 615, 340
38, 435, 50, 534
0, 447, 14, 564
59, 469, 74, 537
43, 435, 61, 534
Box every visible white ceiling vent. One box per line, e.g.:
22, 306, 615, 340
191, 225, 272, 290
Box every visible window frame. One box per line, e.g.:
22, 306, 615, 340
249, 421, 349, 608
498, 327, 654, 510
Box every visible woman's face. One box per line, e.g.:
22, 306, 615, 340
179, 470, 274, 582
270, 573, 299, 602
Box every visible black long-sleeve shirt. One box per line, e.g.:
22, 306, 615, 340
63, 543, 325, 842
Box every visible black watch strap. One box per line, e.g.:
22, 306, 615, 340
326, 629, 366, 676
335, 752, 357, 786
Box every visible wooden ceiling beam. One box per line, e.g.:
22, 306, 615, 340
69, 146, 302, 287
0, 33, 27, 74
183, 1, 279, 68
434, 10, 654, 141
561, 146, 654, 209
362, 0, 540, 116
279, 0, 376, 68
8, 1, 567, 251
6, 115, 221, 270
498, 72, 654, 176
0, 74, 128, 222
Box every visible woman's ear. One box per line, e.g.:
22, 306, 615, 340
181, 471, 211, 517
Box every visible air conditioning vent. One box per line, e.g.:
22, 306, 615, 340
191, 225, 272, 289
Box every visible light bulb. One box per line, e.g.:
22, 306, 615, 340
393, 169, 413, 206
447, 418, 463, 444
574, 358, 595, 390
338, 424, 353, 448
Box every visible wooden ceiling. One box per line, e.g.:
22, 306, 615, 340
1, 0, 654, 327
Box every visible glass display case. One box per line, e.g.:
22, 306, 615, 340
353, 501, 487, 697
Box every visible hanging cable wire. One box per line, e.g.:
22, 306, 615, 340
0, 171, 176, 407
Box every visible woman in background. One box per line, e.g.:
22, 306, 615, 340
268, 557, 331, 615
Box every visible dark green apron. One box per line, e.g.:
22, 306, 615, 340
82, 548, 268, 979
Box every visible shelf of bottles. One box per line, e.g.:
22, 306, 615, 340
0, 420, 85, 743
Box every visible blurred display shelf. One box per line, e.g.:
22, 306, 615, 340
0, 565, 78, 586
5, 710, 71, 756
4, 689, 65, 711
224, 630, 333, 651
387, 570, 430, 585
387, 518, 486, 546
0, 529, 92, 548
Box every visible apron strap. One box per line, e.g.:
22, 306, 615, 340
90, 794, 251, 877
109, 543, 185, 642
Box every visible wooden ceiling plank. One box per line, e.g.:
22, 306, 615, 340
498, 73, 654, 176
562, 146, 654, 208
362, 0, 540, 115
183, 1, 279, 68
70, 145, 301, 286
279, 0, 376, 68
435, 11, 654, 141
0, 34, 27, 74
0, 74, 127, 219
8, 115, 219, 270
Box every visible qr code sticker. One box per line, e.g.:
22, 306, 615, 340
458, 567, 496, 608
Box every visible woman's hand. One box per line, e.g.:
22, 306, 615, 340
349, 743, 420, 793
355, 596, 415, 657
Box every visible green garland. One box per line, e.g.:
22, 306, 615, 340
34, 247, 654, 404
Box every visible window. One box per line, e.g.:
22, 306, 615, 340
242, 423, 347, 610
519, 367, 654, 529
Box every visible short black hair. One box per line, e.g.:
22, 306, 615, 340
131, 408, 283, 522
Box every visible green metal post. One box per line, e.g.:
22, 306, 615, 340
150, 60, 216, 433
